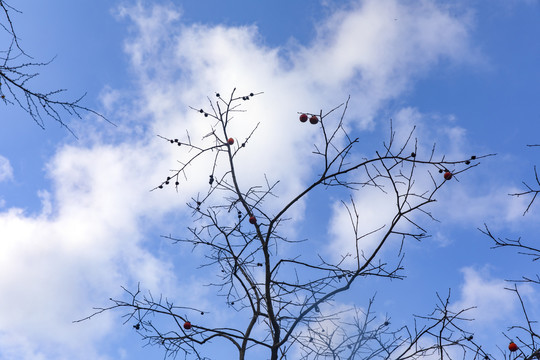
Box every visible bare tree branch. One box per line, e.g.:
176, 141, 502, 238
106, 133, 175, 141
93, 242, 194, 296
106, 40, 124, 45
0, 0, 111, 136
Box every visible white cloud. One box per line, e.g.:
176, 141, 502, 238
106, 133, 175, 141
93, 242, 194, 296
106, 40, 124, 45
0, 144, 183, 359
0, 155, 13, 182
295, 0, 477, 127
0, 0, 481, 358
451, 266, 534, 325
446, 266, 540, 357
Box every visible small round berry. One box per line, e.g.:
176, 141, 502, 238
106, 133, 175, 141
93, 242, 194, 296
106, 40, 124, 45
508, 342, 518, 352
444, 172, 452, 180
249, 216, 257, 224
228, 138, 234, 145
183, 321, 192, 330
309, 115, 319, 125
299, 114, 308, 122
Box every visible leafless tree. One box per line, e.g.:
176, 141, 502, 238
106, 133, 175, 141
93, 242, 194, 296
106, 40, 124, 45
0, 0, 109, 135
80, 89, 493, 359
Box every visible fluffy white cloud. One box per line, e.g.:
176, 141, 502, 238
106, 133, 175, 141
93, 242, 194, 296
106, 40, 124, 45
296, 0, 477, 127
0, 155, 13, 182
451, 266, 535, 325
447, 266, 539, 358
0, 143, 184, 359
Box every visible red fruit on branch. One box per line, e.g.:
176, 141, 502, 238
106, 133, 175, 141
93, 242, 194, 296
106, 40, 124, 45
309, 115, 319, 124
249, 216, 257, 224
228, 138, 234, 145
443, 171, 452, 180
299, 114, 308, 122
183, 321, 192, 330
508, 342, 518, 352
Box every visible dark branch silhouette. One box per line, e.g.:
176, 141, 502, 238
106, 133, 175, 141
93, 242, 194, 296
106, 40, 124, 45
481, 144, 540, 359
81, 89, 494, 359
0, 0, 111, 136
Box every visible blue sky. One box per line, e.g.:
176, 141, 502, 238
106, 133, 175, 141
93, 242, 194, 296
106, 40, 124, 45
1, 0, 540, 359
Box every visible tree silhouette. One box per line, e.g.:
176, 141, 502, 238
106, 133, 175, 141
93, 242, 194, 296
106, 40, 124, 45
80, 89, 494, 359
0, 0, 108, 135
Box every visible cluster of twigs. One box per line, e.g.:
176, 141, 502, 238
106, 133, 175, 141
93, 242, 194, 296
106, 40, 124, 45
481, 146, 540, 359
0, 0, 109, 135
82, 89, 494, 359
